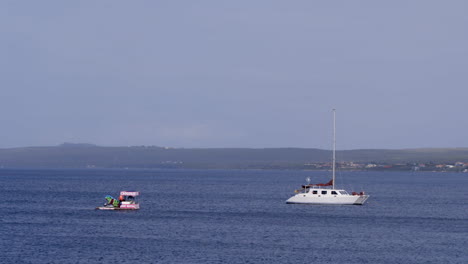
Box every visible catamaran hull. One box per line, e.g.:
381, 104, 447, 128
286, 194, 369, 205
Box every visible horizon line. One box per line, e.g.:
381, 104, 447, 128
1, 142, 468, 151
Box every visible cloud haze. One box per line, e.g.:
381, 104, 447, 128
1, 1, 467, 149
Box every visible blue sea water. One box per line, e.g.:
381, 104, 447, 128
0, 169, 466, 264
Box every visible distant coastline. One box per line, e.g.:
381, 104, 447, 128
0, 143, 467, 171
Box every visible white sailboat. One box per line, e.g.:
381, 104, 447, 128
286, 109, 369, 205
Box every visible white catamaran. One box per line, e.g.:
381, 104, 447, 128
286, 109, 369, 205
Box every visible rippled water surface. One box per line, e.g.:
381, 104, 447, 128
1, 169, 466, 263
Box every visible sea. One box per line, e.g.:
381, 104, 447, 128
0, 169, 466, 264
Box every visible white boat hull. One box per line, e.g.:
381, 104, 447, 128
96, 203, 140, 210
95, 206, 139, 210
286, 192, 369, 205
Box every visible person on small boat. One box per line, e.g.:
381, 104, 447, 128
105, 195, 121, 207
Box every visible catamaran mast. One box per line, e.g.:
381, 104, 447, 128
332, 109, 336, 189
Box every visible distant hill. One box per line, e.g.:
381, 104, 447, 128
0, 144, 468, 169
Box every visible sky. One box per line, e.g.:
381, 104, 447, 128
1, 1, 467, 149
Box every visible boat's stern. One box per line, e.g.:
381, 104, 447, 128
120, 202, 140, 210
119, 191, 140, 209
353, 195, 369, 205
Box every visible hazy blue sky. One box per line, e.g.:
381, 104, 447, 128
1, 1, 467, 149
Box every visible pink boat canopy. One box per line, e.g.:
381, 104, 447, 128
120, 191, 140, 196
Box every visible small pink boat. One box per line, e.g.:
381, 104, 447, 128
96, 191, 140, 210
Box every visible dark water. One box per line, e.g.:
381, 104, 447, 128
0, 169, 466, 264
